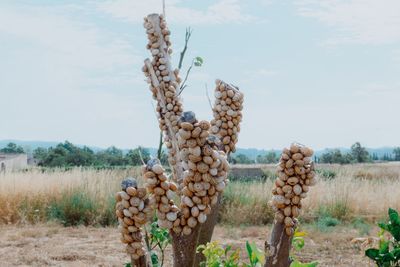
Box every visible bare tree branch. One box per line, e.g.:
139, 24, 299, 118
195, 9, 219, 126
178, 59, 194, 96
178, 28, 192, 70
205, 83, 213, 109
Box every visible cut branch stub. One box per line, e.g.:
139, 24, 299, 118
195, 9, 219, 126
142, 14, 184, 182
115, 178, 152, 266
177, 111, 230, 236
210, 80, 244, 154
265, 143, 316, 267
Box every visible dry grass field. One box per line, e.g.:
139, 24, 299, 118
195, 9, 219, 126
0, 162, 399, 266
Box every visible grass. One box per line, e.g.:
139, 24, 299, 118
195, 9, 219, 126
1, 163, 400, 227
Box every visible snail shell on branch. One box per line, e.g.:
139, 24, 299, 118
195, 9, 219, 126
270, 143, 316, 236
115, 177, 151, 259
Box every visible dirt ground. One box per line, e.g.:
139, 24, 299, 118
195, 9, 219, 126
0, 224, 374, 267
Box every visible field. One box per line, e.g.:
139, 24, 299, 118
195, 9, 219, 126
1, 162, 400, 266
0, 224, 374, 266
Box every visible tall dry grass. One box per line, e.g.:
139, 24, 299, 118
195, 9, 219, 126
0, 163, 399, 226
0, 167, 142, 224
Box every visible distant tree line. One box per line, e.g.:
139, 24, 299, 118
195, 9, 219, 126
2, 141, 400, 166
229, 142, 400, 165
0, 141, 168, 167
231, 151, 279, 164
0, 143, 24, 154
318, 142, 400, 164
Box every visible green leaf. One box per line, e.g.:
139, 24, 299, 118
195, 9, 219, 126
150, 251, 159, 266
292, 237, 305, 251
379, 240, 389, 254
245, 241, 253, 261
194, 56, 204, 67
389, 208, 400, 225
378, 222, 388, 231
365, 248, 381, 260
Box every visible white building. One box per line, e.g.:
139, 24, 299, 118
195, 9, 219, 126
0, 153, 28, 172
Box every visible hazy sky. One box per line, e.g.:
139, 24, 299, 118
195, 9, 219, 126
1, 0, 399, 150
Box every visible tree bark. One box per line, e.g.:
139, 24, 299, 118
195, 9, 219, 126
130, 255, 149, 267
264, 222, 292, 267
194, 195, 222, 266
171, 225, 201, 267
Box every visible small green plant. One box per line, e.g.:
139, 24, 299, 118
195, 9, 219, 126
197, 240, 264, 267
245, 241, 265, 267
290, 229, 319, 267
146, 221, 171, 267
365, 208, 400, 267
197, 241, 241, 267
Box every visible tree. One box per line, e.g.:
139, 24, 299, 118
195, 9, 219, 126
36, 141, 96, 167
128, 13, 245, 267
0, 142, 24, 154
351, 142, 370, 163
125, 147, 151, 166
393, 147, 400, 161
320, 149, 352, 164
257, 151, 278, 164
33, 147, 48, 163
96, 146, 127, 166
232, 153, 254, 164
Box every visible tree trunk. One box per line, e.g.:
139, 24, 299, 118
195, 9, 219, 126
130, 255, 149, 267
171, 225, 201, 267
194, 195, 222, 266
264, 222, 292, 267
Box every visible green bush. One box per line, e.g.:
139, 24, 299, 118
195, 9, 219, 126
316, 169, 336, 180
316, 216, 340, 232
47, 191, 98, 226
316, 201, 350, 221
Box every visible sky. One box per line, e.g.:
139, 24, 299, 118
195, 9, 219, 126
0, 0, 399, 150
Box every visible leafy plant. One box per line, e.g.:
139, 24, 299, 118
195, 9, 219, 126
197, 241, 240, 267
245, 241, 265, 267
290, 229, 319, 267
146, 221, 171, 267
197, 240, 264, 267
365, 208, 400, 267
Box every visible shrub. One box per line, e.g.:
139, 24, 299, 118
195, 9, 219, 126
316, 169, 336, 180
47, 190, 98, 226
316, 216, 340, 232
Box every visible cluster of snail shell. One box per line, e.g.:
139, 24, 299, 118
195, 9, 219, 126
176, 111, 230, 235
115, 178, 152, 259
142, 14, 183, 172
270, 143, 317, 236
142, 158, 181, 232
210, 80, 244, 154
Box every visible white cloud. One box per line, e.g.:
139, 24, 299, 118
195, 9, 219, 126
0, 4, 138, 72
98, 0, 257, 25
297, 0, 400, 45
